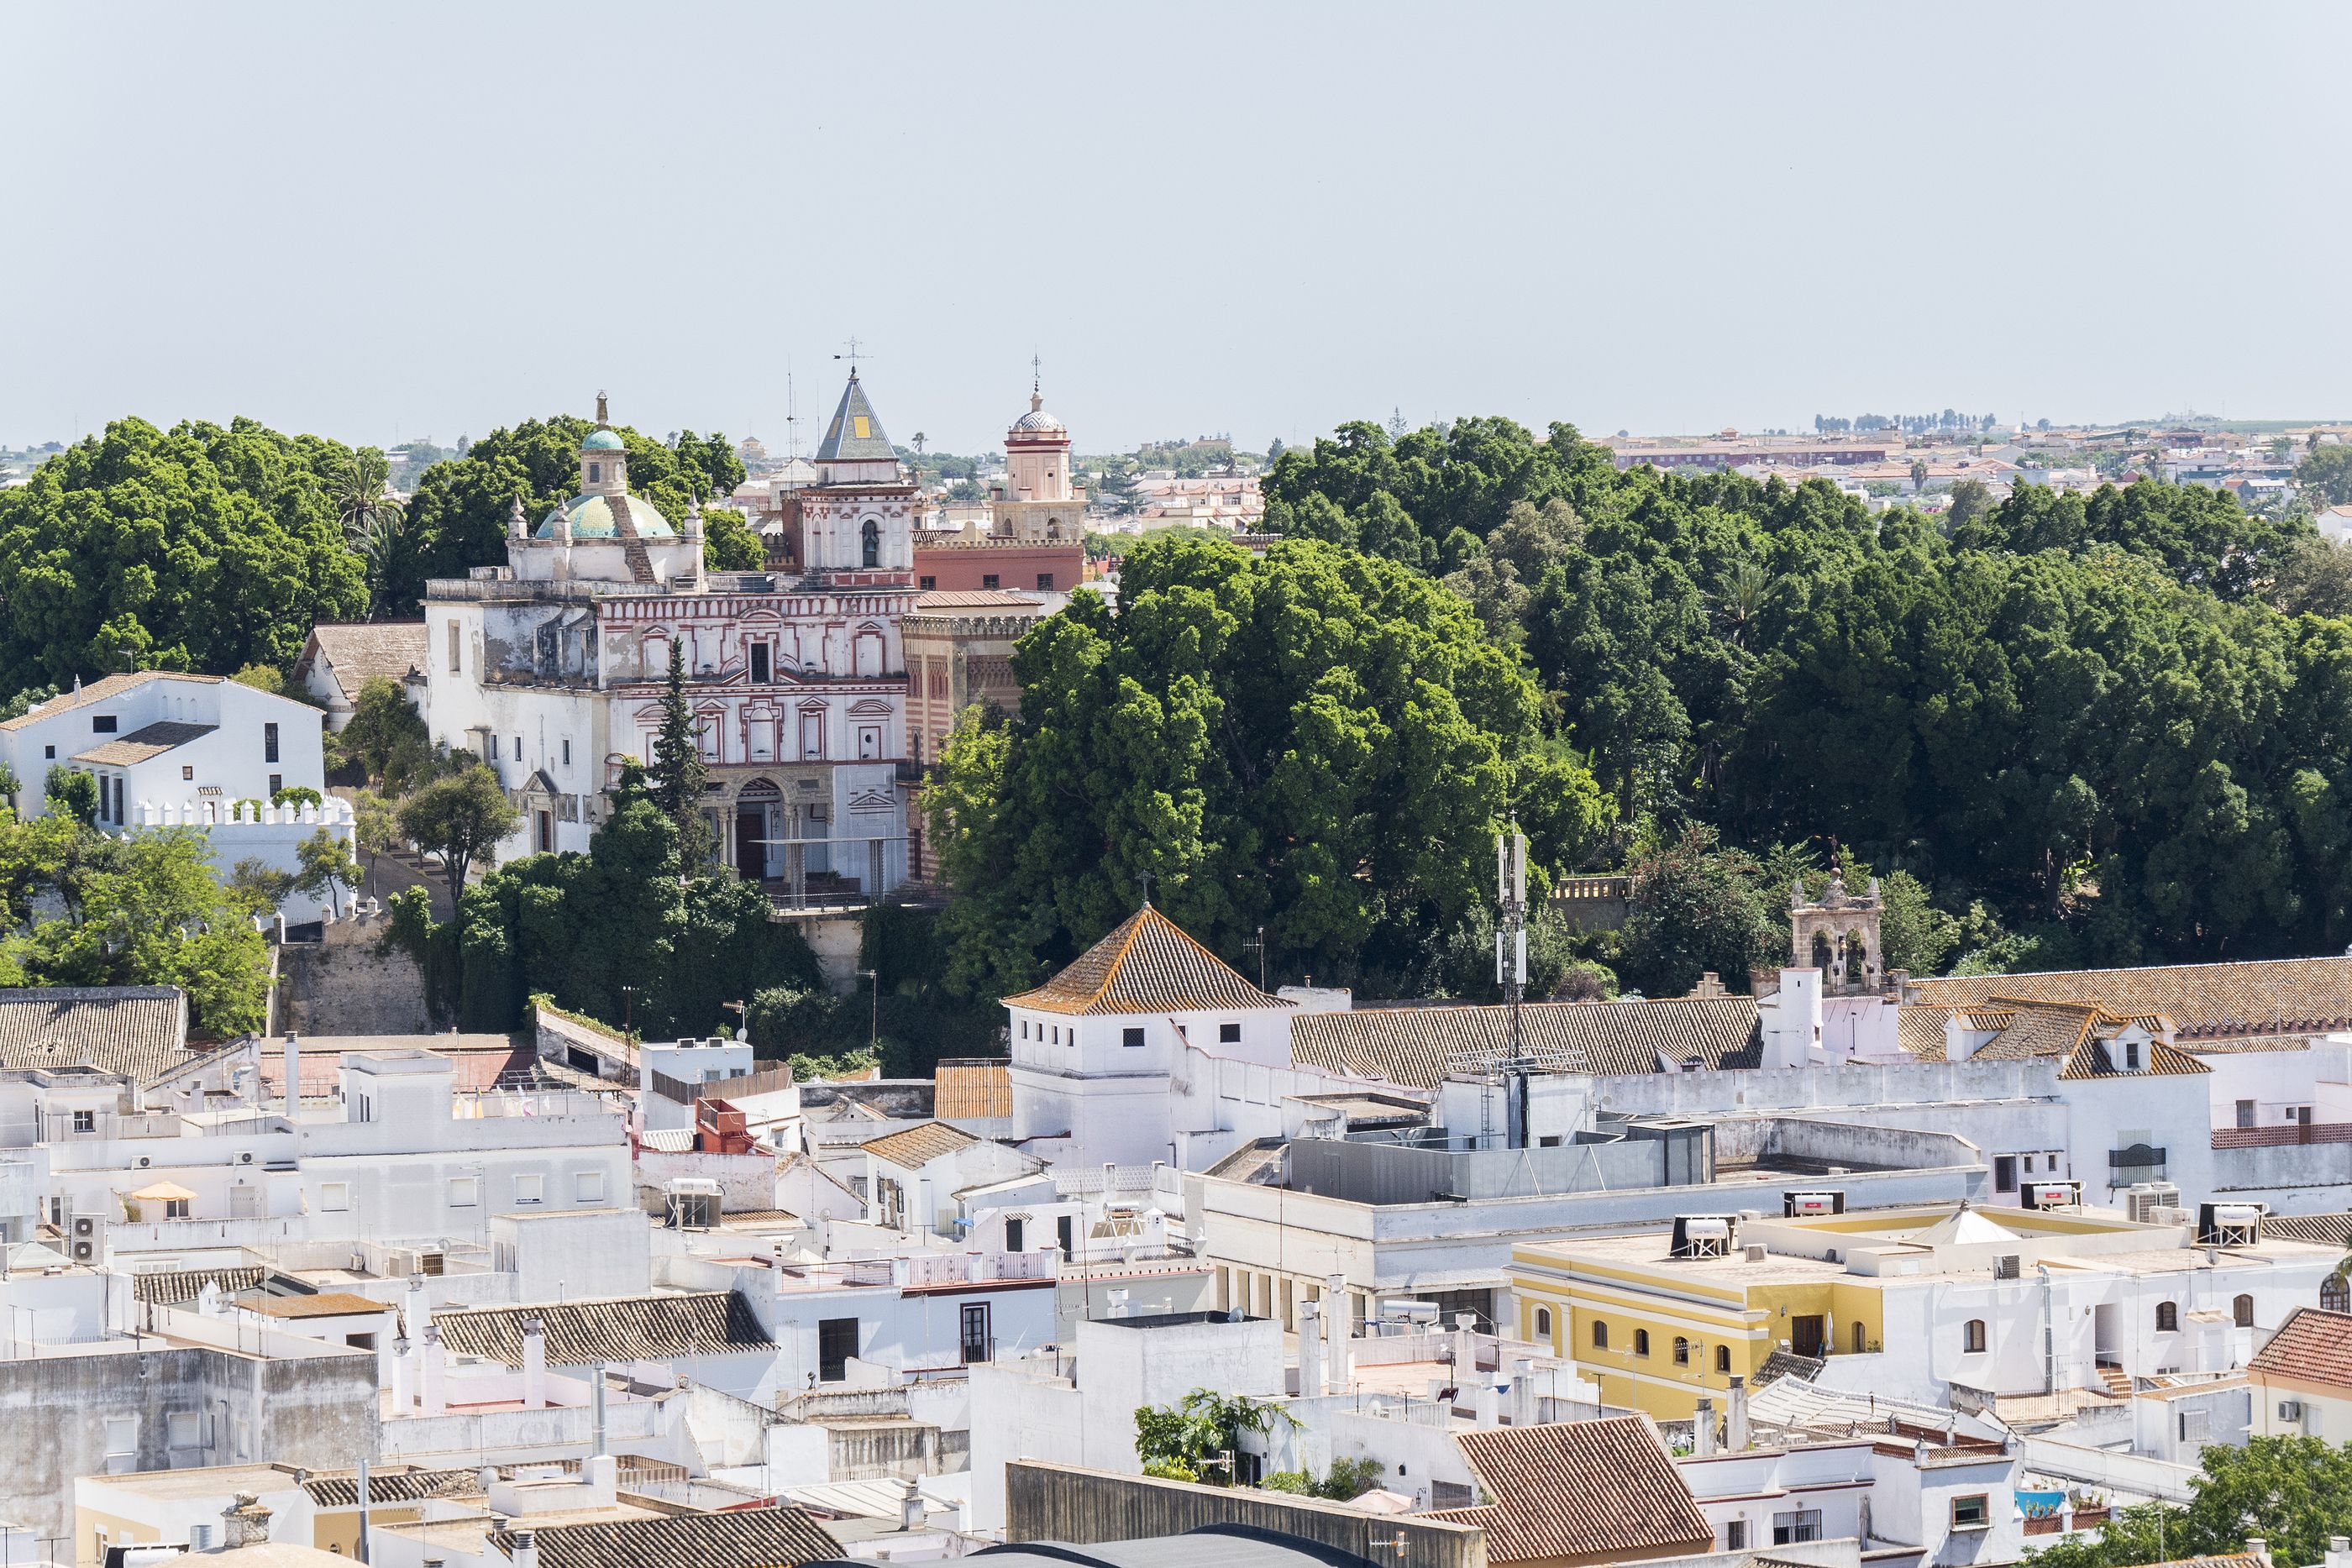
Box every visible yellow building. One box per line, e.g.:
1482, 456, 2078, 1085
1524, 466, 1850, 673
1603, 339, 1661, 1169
1509, 1200, 2339, 1421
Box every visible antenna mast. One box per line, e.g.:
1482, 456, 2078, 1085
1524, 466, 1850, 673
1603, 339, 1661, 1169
785, 363, 799, 462
1493, 821, 1530, 1149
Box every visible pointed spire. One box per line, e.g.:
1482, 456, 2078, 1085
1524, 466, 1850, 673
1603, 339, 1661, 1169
595, 390, 610, 427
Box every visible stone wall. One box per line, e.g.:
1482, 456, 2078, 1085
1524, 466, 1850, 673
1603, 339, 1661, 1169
279, 905, 433, 1036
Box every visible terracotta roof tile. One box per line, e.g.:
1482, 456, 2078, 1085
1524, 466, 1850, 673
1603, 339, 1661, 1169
432, 1292, 773, 1365
304, 1468, 485, 1508
131, 1265, 264, 1304
1290, 995, 1760, 1088
235, 1290, 393, 1319
71, 719, 217, 765
933, 1058, 1011, 1120
1908, 956, 2352, 1043
863, 1120, 979, 1169
2264, 1212, 2352, 1246
1003, 905, 1290, 1017
0, 986, 191, 1079
1425, 1416, 1712, 1564
2250, 1307, 2352, 1391
491, 1508, 839, 1568
301, 621, 429, 701
0, 671, 224, 732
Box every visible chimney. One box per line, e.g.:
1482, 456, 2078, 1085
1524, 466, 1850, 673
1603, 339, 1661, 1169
420, 1324, 447, 1416
1693, 1394, 1717, 1457
220, 1496, 272, 1549
391, 1335, 413, 1411
1454, 1311, 1479, 1381
2247, 1541, 2271, 1568
522, 1316, 547, 1409
1725, 1375, 1751, 1451
507, 1529, 538, 1568
1299, 1299, 1326, 1398
282, 1031, 302, 1116
1105, 1288, 1129, 1320
898, 1476, 924, 1532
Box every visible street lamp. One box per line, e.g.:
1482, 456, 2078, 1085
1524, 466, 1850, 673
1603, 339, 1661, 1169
855, 968, 879, 1047
722, 999, 747, 1044
618, 985, 639, 1041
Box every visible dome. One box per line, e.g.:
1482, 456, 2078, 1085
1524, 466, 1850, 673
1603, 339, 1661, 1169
1011, 389, 1064, 435
581, 427, 627, 452
537, 491, 675, 540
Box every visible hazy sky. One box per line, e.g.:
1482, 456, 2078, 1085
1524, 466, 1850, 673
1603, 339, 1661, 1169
6, 3, 2348, 457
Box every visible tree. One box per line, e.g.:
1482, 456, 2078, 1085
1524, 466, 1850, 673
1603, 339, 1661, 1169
351, 790, 398, 897
2022, 1437, 2352, 1568
1909, 458, 1930, 491
1944, 478, 1995, 532
701, 506, 764, 571
331, 448, 406, 609
396, 765, 520, 910
296, 828, 360, 918
337, 677, 436, 793
1132, 1391, 1293, 1486
2297, 445, 2352, 509
44, 767, 97, 826
1877, 868, 1961, 976
1617, 825, 1781, 997
648, 640, 712, 868
0, 417, 370, 692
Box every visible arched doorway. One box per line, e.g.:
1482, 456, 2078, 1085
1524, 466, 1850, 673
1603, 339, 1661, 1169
735, 779, 781, 882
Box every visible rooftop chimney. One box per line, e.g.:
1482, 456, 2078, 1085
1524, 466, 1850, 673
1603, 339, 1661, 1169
1693, 1394, 1717, 1457
1725, 1375, 1751, 1451
1299, 1298, 1326, 1398
507, 1529, 538, 1568
219, 1496, 272, 1549
282, 1031, 301, 1117
522, 1316, 547, 1409
898, 1477, 924, 1533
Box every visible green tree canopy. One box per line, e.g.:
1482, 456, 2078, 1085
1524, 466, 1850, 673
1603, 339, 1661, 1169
396, 765, 521, 909
0, 417, 370, 692
927, 532, 1610, 1000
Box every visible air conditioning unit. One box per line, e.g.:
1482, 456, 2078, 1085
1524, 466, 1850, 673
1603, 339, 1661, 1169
239, 1152, 254, 1166
71, 1240, 94, 1262
136, 1156, 151, 1169
72, 1217, 96, 1239
2279, 1400, 2305, 1421
2124, 1183, 2183, 1224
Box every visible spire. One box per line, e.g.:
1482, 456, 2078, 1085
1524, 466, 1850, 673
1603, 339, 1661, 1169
812, 373, 894, 462
595, 390, 610, 427
1032, 353, 1042, 412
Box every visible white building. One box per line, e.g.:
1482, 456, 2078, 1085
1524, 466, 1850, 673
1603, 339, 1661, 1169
0, 671, 326, 826
421, 386, 915, 899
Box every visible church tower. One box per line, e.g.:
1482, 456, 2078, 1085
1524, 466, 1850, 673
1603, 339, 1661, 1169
801, 370, 916, 576
580, 391, 627, 497
990, 364, 1085, 542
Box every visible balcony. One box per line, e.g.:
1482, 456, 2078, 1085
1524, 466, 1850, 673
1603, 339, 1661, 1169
2213, 1120, 2352, 1149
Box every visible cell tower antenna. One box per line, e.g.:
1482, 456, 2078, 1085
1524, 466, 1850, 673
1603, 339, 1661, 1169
785, 363, 799, 461
1482, 820, 1532, 1150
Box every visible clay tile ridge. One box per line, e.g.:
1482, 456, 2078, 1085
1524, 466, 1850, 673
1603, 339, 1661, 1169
1001, 904, 1292, 1017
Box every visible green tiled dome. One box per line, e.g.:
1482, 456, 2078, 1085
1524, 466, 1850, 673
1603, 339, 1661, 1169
537, 492, 674, 540
581, 427, 627, 452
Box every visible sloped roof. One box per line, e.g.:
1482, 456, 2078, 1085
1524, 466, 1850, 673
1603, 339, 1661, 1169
0, 671, 224, 732
491, 1508, 840, 1568
1003, 905, 1291, 1017
2249, 1308, 2352, 1391
303, 1469, 484, 1508
73, 720, 217, 765
864, 1120, 979, 1170
301, 621, 428, 700
235, 1290, 392, 1319
934, 1058, 1011, 1120
2265, 1212, 2352, 1246
813, 373, 895, 463
1290, 994, 1759, 1088
0, 986, 191, 1078
1908, 955, 2352, 1043
1425, 1416, 1712, 1564
131, 1265, 264, 1304
432, 1292, 774, 1365
1900, 995, 2209, 1079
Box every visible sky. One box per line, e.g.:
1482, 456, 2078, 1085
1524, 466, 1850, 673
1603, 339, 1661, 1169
5, 2, 2349, 457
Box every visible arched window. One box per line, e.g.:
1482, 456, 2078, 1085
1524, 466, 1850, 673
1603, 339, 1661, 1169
589, 462, 601, 482
2234, 1294, 2255, 1328
1715, 1345, 1731, 1373
1811, 931, 1833, 969
2323, 1275, 2350, 1313
1963, 1319, 1987, 1353
1535, 1307, 1552, 1339
1633, 1329, 1651, 1358
861, 518, 880, 568
1592, 1320, 1609, 1350
2155, 1301, 2179, 1332
1672, 1336, 1690, 1366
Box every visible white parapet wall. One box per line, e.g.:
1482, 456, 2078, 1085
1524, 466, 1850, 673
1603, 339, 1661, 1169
128, 796, 359, 923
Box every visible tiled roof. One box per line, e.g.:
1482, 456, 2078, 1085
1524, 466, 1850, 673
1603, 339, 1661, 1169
1290, 995, 1759, 1089
1425, 1416, 1712, 1564
1895, 1007, 1949, 1061
432, 1292, 774, 1365
2265, 1212, 2352, 1246
302, 621, 429, 701
910, 590, 1048, 611
1908, 956, 2352, 1043
131, 1265, 264, 1304
2249, 1308, 2352, 1391
933, 1059, 1011, 1120
492, 1508, 840, 1568
71, 720, 216, 765
863, 1120, 979, 1170
0, 671, 223, 732
812, 373, 896, 464
304, 1469, 485, 1508
1003, 905, 1291, 1017
235, 1290, 392, 1319
0, 986, 192, 1078
1903, 995, 2209, 1079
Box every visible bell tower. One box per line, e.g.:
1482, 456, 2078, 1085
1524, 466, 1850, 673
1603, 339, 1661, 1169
1790, 873, 1884, 995
580, 391, 627, 497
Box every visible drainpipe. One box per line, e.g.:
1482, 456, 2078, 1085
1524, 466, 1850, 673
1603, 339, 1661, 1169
2040, 1264, 2056, 1395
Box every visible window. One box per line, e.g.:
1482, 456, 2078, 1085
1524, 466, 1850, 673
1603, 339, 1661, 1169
982, 574, 1000, 590
1123, 1027, 1145, 1048
113, 777, 125, 824
513, 735, 522, 760
2124, 1041, 2142, 1070
182, 764, 194, 780
164, 1197, 190, 1219
449, 621, 462, 673
589, 462, 601, 483
264, 722, 280, 763
72, 1109, 95, 1134
1994, 1254, 2021, 1281
2237, 1099, 2258, 1129
1724, 1523, 1747, 1551
861, 518, 880, 568
576, 1170, 606, 1203
2326, 1276, 2350, 1313
749, 642, 772, 684
92, 715, 118, 733
321, 1182, 351, 1212
515, 1174, 544, 1204
2235, 1293, 2255, 1328
1633, 1329, 1651, 1357
818, 1316, 859, 1382
103, 1416, 138, 1459
1716, 1345, 1731, 1372
1037, 573, 1055, 591
918, 575, 937, 591
1593, 1321, 1609, 1350
1992, 1155, 2017, 1193
1535, 1307, 1552, 1338
1005, 1216, 1026, 1253
449, 1177, 479, 1208
1950, 1495, 1990, 1531
2156, 1300, 2179, 1332
165, 1411, 207, 1450
1964, 1319, 1987, 1353
1772, 1510, 1822, 1545
42, 745, 53, 759
561, 738, 571, 766
1219, 1022, 1242, 1044
1672, 1336, 1689, 1366
268, 774, 282, 798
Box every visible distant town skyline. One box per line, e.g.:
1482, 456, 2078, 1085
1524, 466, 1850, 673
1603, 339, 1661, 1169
4, 1, 2349, 454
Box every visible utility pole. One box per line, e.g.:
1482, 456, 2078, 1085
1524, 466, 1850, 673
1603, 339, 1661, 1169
857, 968, 879, 1046
1245, 925, 1267, 993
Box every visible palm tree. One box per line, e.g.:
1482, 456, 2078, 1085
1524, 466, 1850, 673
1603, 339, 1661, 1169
332, 449, 404, 615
